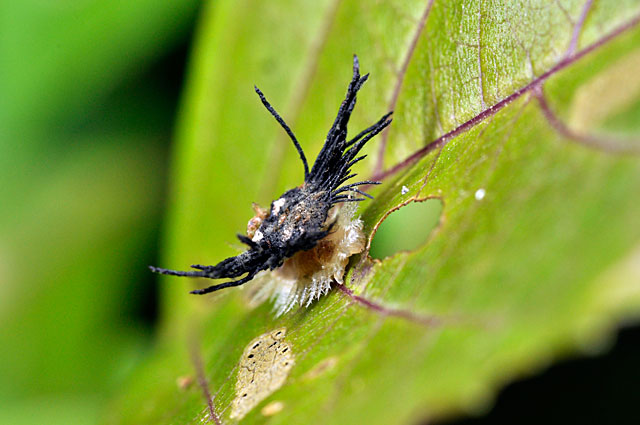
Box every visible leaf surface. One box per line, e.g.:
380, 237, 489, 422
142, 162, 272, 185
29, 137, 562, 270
106, 1, 640, 424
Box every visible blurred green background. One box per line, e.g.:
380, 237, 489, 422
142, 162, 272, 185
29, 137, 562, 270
0, 1, 199, 423
1, 1, 639, 425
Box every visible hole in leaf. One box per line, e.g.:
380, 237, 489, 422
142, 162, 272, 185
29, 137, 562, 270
369, 198, 443, 259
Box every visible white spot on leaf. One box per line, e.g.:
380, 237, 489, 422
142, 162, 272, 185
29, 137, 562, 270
261, 400, 285, 416
475, 188, 486, 200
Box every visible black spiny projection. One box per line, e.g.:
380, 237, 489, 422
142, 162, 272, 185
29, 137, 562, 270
150, 55, 392, 296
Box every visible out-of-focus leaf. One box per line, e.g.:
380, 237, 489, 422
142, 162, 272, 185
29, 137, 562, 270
0, 140, 163, 397
107, 1, 640, 424
0, 0, 199, 422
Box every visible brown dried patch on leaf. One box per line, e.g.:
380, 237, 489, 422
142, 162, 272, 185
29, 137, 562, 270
230, 328, 294, 420
303, 356, 339, 381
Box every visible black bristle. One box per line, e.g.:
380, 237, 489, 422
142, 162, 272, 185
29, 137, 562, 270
150, 55, 392, 295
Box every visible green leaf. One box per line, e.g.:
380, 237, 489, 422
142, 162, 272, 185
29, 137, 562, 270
0, 0, 198, 421
106, 1, 640, 424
